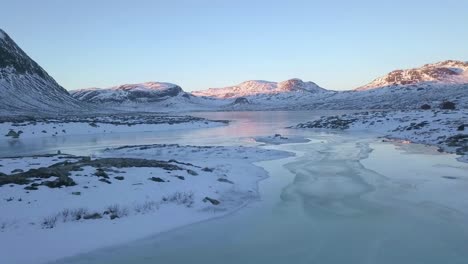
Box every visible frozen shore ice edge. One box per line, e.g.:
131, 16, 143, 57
0, 143, 293, 264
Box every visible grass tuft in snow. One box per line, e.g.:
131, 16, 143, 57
42, 215, 59, 229
106, 204, 129, 220
162, 192, 195, 208
134, 200, 160, 214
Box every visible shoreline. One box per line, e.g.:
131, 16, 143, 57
1, 115, 228, 140
0, 144, 294, 264
294, 109, 468, 163
53, 140, 308, 264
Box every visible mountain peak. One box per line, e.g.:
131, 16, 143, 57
425, 60, 468, 68
0, 28, 50, 79
278, 78, 322, 92
192, 78, 325, 99
111, 82, 180, 91
0, 29, 82, 114
356, 60, 468, 91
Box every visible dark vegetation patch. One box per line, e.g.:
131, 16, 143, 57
162, 192, 194, 207
0, 155, 194, 188
445, 134, 468, 155
0, 113, 229, 127
295, 116, 358, 129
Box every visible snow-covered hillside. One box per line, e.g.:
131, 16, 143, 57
0, 29, 84, 115
192, 78, 326, 98
70, 82, 230, 112
302, 83, 468, 110
357, 60, 468, 91
71, 82, 184, 103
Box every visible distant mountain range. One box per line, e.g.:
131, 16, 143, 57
1, 28, 467, 115
192, 79, 326, 98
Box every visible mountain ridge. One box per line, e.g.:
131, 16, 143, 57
0, 29, 83, 115
1, 28, 466, 114
356, 60, 468, 91
192, 78, 326, 99
70, 82, 185, 104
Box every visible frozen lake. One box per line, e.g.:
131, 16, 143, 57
2, 111, 467, 264
0, 111, 347, 157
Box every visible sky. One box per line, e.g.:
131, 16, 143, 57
1, 0, 468, 91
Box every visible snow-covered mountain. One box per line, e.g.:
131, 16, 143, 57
301, 83, 468, 110
71, 82, 185, 104
194, 64, 467, 111
0, 29, 83, 115
356, 60, 468, 91
70, 82, 226, 112
70, 69, 467, 112
192, 78, 326, 98
1, 28, 465, 114
69, 78, 329, 112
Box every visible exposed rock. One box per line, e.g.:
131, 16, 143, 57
42, 177, 77, 188
217, 178, 234, 184
232, 97, 250, 105
187, 169, 198, 176
421, 104, 431, 110
5, 130, 22, 138
356, 60, 468, 91
94, 168, 109, 178
295, 116, 358, 129
99, 179, 112, 184
149, 177, 165, 182
203, 197, 220, 205
440, 101, 456, 110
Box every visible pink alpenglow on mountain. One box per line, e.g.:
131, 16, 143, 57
192, 78, 326, 99
356, 60, 468, 91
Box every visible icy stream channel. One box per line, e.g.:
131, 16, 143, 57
55, 134, 468, 264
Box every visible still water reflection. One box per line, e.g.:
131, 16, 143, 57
0, 111, 346, 157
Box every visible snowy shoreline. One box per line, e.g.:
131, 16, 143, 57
0, 144, 293, 264
294, 109, 468, 163
0, 114, 228, 139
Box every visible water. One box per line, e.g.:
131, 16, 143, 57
56, 133, 468, 264
0, 111, 345, 157
3, 111, 468, 264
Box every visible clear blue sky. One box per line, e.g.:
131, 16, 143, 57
1, 0, 467, 91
